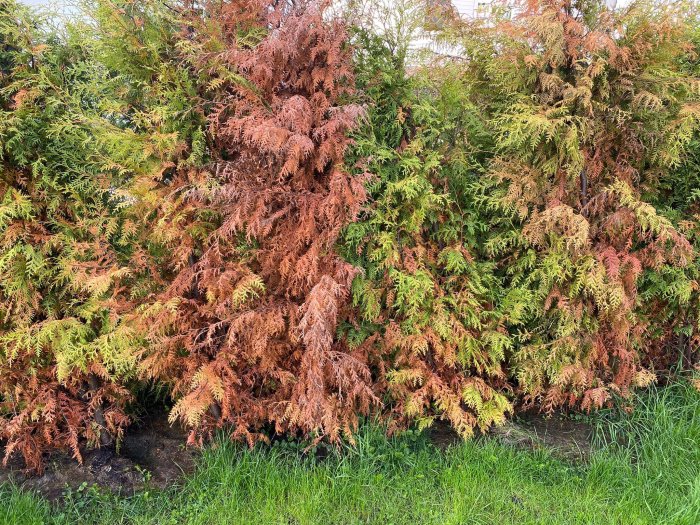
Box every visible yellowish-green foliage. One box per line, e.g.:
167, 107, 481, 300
342, 24, 511, 437
0, 0, 142, 471
640, 11, 700, 373
460, 0, 700, 410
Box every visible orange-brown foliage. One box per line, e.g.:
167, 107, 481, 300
138, 0, 377, 445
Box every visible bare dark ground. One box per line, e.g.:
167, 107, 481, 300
490, 413, 594, 461
0, 412, 197, 501
430, 413, 594, 462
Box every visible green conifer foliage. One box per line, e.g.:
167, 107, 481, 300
457, 0, 700, 410
342, 23, 512, 437
641, 16, 700, 373
0, 1, 138, 471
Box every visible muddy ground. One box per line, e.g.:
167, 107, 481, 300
488, 413, 594, 461
0, 413, 197, 501
1, 412, 594, 502
430, 412, 594, 462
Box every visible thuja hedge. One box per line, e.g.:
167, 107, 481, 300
0, 0, 698, 471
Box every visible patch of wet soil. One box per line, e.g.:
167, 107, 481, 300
430, 413, 594, 462
491, 413, 593, 461
0, 412, 197, 501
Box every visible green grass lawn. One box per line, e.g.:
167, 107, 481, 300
1, 382, 699, 525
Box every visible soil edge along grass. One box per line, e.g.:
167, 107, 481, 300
0, 381, 698, 525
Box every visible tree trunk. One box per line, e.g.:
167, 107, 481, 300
87, 373, 113, 447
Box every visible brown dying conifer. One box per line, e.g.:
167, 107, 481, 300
137, 0, 377, 445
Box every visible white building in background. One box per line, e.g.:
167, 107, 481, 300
411, 0, 631, 60
449, 0, 625, 16
451, 0, 505, 17
19, 0, 79, 19
409, 0, 504, 60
